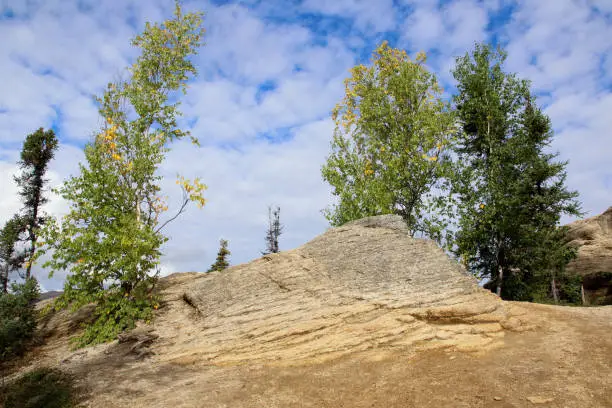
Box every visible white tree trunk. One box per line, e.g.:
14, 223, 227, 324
551, 277, 559, 303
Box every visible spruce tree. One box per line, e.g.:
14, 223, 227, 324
262, 206, 283, 255
451, 43, 581, 301
0, 215, 26, 293
13, 128, 58, 280
208, 239, 230, 272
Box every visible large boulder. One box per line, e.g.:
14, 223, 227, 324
565, 207, 612, 305
155, 215, 518, 366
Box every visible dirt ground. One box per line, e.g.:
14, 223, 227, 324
5, 301, 610, 408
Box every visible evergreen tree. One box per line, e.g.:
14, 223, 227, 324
0, 215, 26, 293
208, 239, 230, 272
263, 206, 283, 255
13, 128, 59, 280
0, 277, 40, 360
321, 41, 456, 240
451, 43, 582, 301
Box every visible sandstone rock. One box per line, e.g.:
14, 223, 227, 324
8, 215, 612, 408
154, 215, 513, 366
526, 396, 555, 404
565, 207, 612, 304
117, 326, 159, 359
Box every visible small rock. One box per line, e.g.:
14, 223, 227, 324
527, 396, 554, 404
493, 396, 502, 401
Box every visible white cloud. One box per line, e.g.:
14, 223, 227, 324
0, 0, 349, 290
0, 161, 21, 225
159, 118, 335, 275
502, 0, 612, 220
400, 0, 491, 85
196, 4, 312, 82
403, 7, 445, 50
301, 0, 397, 33
1, 0, 610, 292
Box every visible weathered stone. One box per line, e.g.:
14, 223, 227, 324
565, 206, 612, 304
117, 326, 159, 359
153, 215, 513, 366
526, 396, 555, 404
16, 215, 612, 408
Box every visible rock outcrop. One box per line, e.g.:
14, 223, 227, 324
154, 215, 517, 366
565, 207, 612, 304
6, 215, 612, 408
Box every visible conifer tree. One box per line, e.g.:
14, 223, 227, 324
208, 239, 230, 272
1, 128, 58, 290
451, 43, 582, 301
0, 216, 26, 293
263, 206, 283, 255
14, 128, 58, 279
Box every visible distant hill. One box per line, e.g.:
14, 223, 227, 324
37, 290, 62, 302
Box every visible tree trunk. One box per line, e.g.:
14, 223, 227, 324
1, 265, 8, 293
25, 196, 40, 280
551, 277, 559, 303
581, 284, 587, 305
496, 265, 503, 297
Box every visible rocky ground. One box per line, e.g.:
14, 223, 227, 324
3, 215, 612, 407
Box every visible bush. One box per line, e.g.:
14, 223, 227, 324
69, 289, 157, 348
556, 273, 584, 305
0, 278, 40, 360
0, 367, 77, 408
529, 273, 584, 305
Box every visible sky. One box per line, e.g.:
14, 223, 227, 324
1, 0, 611, 292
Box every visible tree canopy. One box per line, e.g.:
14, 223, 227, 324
451, 43, 582, 301
321, 41, 456, 241
41, 2, 207, 346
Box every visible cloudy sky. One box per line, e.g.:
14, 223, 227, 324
1, 0, 610, 291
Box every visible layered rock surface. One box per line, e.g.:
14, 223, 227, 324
565, 206, 612, 304
7, 215, 612, 407
153, 215, 518, 366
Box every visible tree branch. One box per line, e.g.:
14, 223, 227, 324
154, 187, 189, 233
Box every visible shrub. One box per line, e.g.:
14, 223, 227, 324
0, 367, 77, 408
0, 278, 40, 360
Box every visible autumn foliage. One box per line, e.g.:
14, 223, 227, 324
40, 3, 207, 346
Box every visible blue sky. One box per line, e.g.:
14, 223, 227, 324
1, 0, 611, 291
